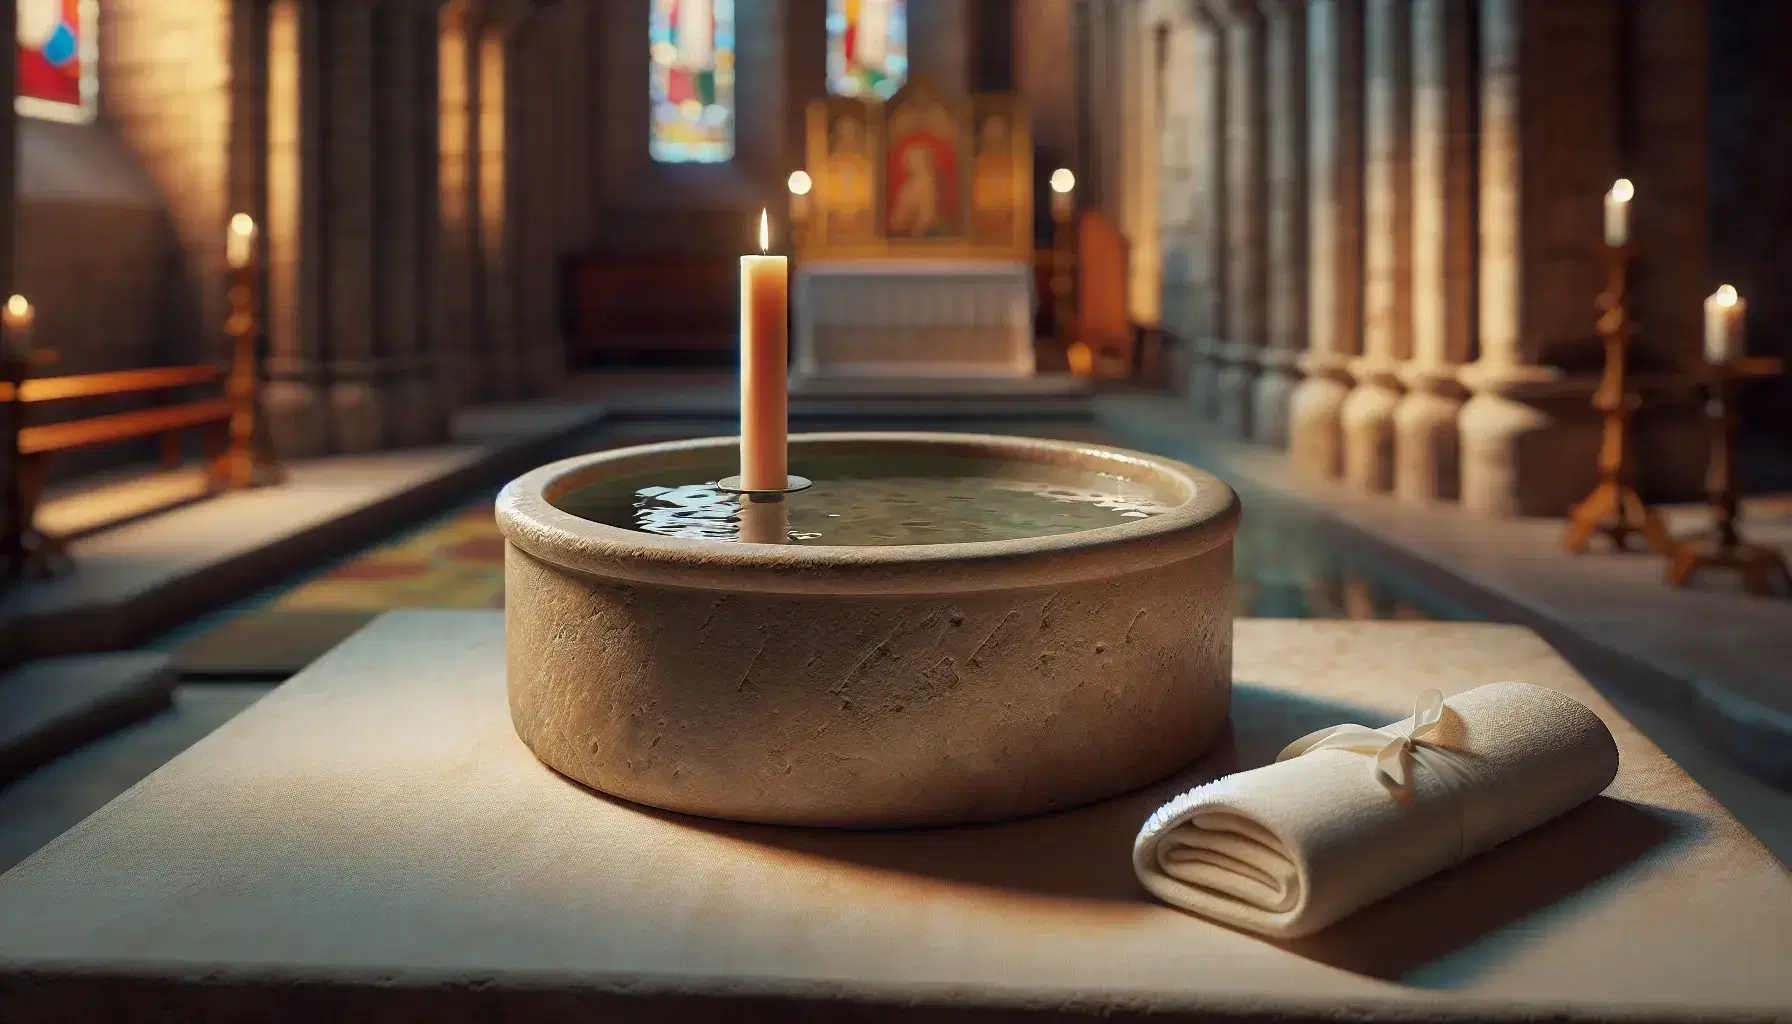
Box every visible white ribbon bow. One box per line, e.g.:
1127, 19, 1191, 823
1276, 688, 1474, 794
1274, 688, 1485, 862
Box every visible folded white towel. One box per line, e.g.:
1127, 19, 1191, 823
1133, 681, 1620, 939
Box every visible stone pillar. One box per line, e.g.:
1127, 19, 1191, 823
516, 15, 565, 395
1188, 4, 1229, 419
0, 0, 14, 543
319, 0, 384, 453
1289, 0, 1363, 477
1341, 0, 1411, 492
476, 4, 521, 401
552, 0, 594, 253
436, 0, 479, 409
263, 0, 331, 458
1393, 0, 1474, 502
379, 0, 449, 448
1122, 1, 1162, 326
1628, 0, 1711, 501
1211, 0, 1268, 441
1458, 0, 1620, 517
1155, 15, 1201, 357
1253, 0, 1308, 447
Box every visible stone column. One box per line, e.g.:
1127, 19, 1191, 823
1628, 0, 1711, 501
1392, 0, 1474, 502
321, 1, 384, 453
0, 0, 14, 542
552, 0, 594, 253
1122, 1, 1162, 326
1458, 0, 1620, 517
1289, 0, 1363, 477
1188, 3, 1229, 419
1253, 0, 1308, 447
379, 0, 449, 447
436, 0, 479, 409
1211, 0, 1268, 441
476, 3, 522, 401
262, 0, 331, 458
516, 15, 565, 395
1341, 0, 1411, 492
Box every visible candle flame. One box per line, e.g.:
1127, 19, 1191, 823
787, 170, 812, 196
1715, 284, 1739, 308
759, 209, 769, 253
1610, 178, 1634, 203
5, 294, 28, 318
230, 212, 256, 238
1050, 168, 1076, 194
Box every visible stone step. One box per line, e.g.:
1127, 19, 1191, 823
0, 652, 176, 787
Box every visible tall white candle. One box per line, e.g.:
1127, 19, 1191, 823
1704, 285, 1746, 365
740, 210, 789, 490
1604, 178, 1633, 247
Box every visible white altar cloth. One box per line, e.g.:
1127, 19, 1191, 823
794, 259, 1036, 379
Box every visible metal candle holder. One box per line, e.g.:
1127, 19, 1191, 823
715, 474, 812, 503
1562, 243, 1674, 556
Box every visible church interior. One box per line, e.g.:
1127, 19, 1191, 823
0, 0, 1790, 1019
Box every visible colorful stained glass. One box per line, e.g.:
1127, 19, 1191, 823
649, 0, 735, 163
827, 0, 907, 100
17, 0, 95, 123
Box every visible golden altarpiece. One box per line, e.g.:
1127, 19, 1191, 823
790, 76, 1036, 382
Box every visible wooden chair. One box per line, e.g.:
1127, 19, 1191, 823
3, 364, 236, 573
1071, 210, 1136, 380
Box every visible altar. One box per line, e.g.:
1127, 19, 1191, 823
790, 77, 1037, 383
1, 610, 1787, 1021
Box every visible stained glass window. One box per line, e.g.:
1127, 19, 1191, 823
827, 0, 906, 100
649, 0, 735, 163
16, 0, 96, 123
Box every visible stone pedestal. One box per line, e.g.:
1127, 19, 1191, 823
1393, 365, 1464, 503
1457, 366, 1600, 517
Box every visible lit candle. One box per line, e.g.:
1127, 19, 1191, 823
1604, 178, 1633, 248
740, 210, 789, 490
227, 213, 258, 270
1050, 168, 1076, 222
3, 294, 34, 359
1704, 285, 1746, 365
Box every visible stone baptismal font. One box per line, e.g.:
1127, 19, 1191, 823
495, 205, 1628, 942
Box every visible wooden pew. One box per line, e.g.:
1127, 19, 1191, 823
3, 364, 237, 572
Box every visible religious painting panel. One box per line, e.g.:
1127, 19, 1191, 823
881, 83, 965, 240
814, 98, 880, 246
969, 96, 1026, 248
16, 0, 95, 124
649, 0, 736, 163
827, 0, 907, 100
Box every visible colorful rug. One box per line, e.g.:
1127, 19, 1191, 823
273, 501, 508, 612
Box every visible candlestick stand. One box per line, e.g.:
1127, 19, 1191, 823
215, 264, 282, 490
2, 344, 65, 580
1665, 357, 1789, 597
1562, 244, 1673, 556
